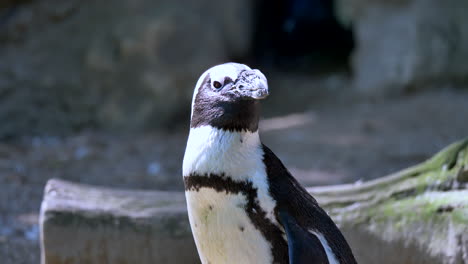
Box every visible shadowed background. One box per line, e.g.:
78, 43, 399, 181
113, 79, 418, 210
1, 0, 468, 262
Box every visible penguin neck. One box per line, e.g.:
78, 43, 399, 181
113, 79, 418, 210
183, 125, 265, 181
190, 98, 261, 133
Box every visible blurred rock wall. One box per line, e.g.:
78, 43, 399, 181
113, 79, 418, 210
0, 0, 252, 138
338, 0, 468, 95
1, 0, 468, 137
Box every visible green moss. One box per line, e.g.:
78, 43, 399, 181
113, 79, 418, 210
452, 208, 468, 224
325, 139, 468, 259
378, 191, 467, 219
332, 139, 468, 227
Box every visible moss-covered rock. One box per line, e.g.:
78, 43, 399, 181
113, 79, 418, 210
309, 138, 468, 264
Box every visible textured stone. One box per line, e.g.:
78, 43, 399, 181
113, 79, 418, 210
308, 138, 468, 264
338, 0, 468, 95
0, 0, 252, 138
40, 179, 198, 264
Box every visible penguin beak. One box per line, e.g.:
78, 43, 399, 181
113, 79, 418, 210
231, 69, 269, 100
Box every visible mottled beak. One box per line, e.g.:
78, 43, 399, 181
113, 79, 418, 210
232, 69, 269, 100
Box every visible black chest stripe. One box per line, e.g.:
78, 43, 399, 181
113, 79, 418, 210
184, 174, 289, 264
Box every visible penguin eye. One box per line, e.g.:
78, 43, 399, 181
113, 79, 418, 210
213, 81, 222, 89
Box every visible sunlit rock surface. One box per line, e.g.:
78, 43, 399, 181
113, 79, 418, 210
40, 179, 198, 264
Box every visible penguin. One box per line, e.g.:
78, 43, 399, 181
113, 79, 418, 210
183, 62, 357, 264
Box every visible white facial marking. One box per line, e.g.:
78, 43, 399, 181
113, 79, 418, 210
309, 230, 340, 264
190, 63, 252, 118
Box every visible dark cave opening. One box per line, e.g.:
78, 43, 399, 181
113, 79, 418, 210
251, 0, 354, 74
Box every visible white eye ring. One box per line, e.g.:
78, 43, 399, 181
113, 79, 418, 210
213, 81, 222, 89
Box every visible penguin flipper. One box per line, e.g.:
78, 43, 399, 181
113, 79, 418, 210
278, 209, 330, 264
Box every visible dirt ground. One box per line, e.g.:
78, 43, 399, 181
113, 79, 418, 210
1, 83, 468, 263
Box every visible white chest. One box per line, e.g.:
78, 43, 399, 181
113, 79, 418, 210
183, 126, 279, 225
186, 188, 273, 264
183, 126, 264, 179
183, 126, 281, 263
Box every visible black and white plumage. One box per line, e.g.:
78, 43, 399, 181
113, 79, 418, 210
183, 63, 357, 264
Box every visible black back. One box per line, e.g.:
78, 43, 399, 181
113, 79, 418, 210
279, 209, 330, 264
263, 144, 358, 264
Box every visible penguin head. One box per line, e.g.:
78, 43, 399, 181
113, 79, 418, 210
190, 63, 269, 132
